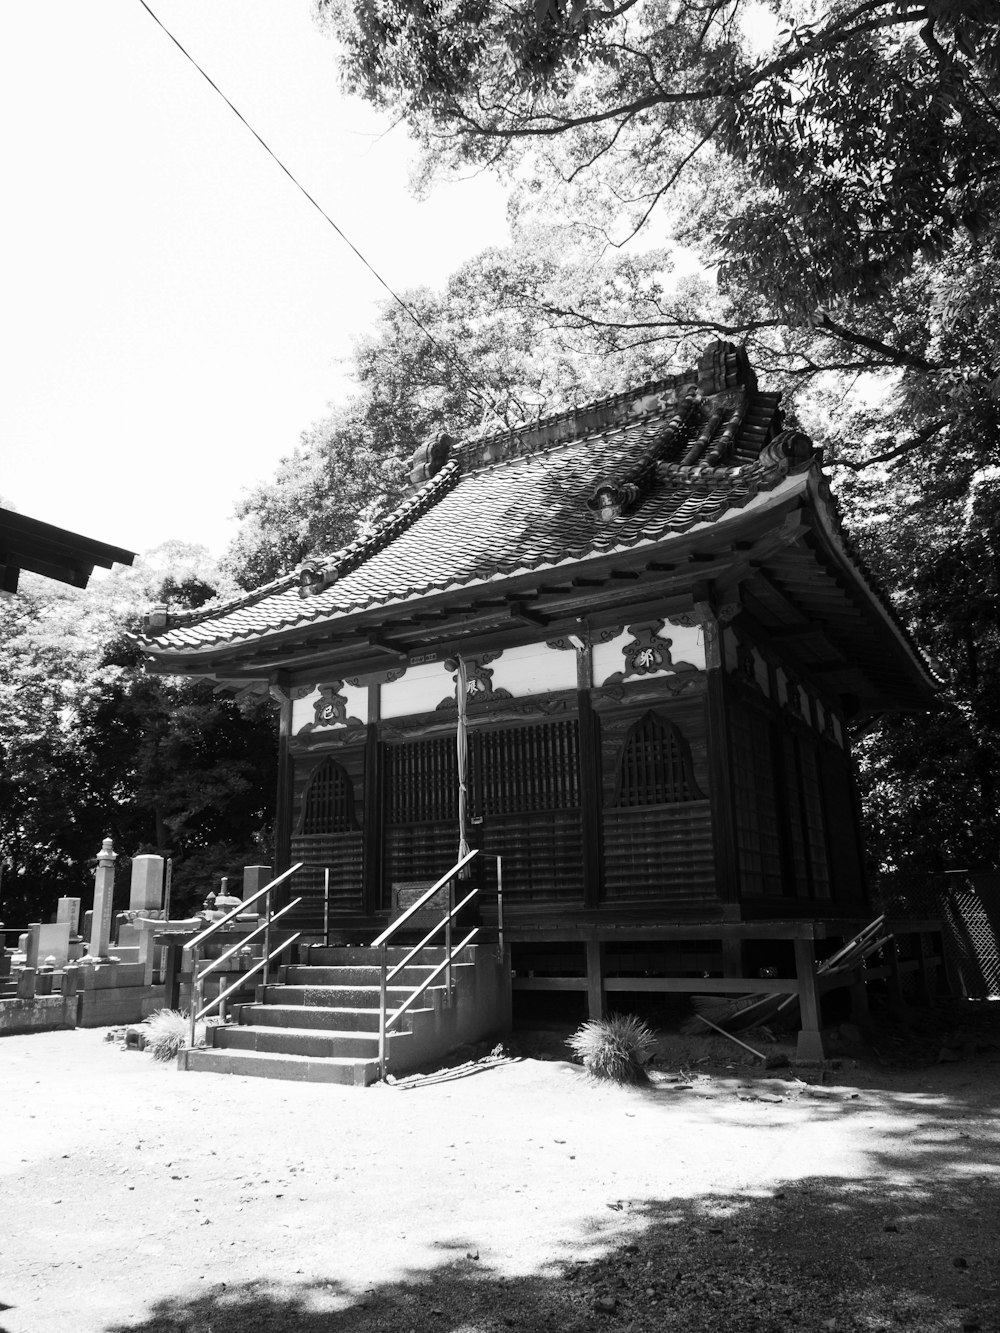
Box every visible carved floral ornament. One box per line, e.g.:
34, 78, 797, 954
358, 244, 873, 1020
296, 682, 363, 736
601, 620, 698, 687
436, 652, 512, 710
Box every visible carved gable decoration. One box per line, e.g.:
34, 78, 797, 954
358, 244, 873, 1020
601, 621, 698, 686
436, 653, 513, 710
296, 682, 363, 736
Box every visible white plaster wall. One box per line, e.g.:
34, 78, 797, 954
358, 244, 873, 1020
488, 641, 578, 696
592, 618, 705, 685
292, 682, 368, 732
751, 646, 771, 698
381, 660, 454, 719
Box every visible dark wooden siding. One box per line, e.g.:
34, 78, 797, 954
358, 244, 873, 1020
290, 747, 366, 926
728, 695, 783, 897
597, 693, 715, 904
726, 674, 869, 910
383, 720, 584, 905
818, 741, 867, 904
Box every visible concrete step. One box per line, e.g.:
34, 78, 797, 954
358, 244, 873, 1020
303, 945, 464, 968
181, 1046, 378, 1086
260, 983, 448, 1009
213, 1024, 406, 1060
235, 1002, 438, 1032
282, 963, 471, 987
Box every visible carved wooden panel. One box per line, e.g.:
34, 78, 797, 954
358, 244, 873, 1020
612, 711, 703, 807
728, 698, 782, 898
382, 720, 584, 904
600, 703, 714, 903
298, 756, 357, 834
603, 802, 714, 901
289, 748, 367, 926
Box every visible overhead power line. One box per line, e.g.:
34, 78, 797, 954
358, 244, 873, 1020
136, 0, 508, 429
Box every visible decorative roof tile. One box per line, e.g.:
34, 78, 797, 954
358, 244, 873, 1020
139, 342, 801, 655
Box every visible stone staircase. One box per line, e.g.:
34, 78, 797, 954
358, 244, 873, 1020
179, 942, 510, 1085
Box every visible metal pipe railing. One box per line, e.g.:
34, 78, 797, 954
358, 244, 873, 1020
384, 928, 479, 1033
370, 849, 479, 947
183, 863, 303, 1048
386, 887, 478, 983
184, 863, 302, 952
194, 932, 302, 1024
371, 849, 506, 1080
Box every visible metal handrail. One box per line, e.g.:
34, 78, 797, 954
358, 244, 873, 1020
184, 863, 302, 951
372, 850, 508, 1080
386, 887, 479, 983
193, 932, 302, 1023
197, 897, 303, 977
183, 862, 303, 1047
385, 928, 479, 1032
371, 848, 479, 947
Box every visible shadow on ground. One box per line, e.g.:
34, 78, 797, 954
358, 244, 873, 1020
95, 1085, 999, 1333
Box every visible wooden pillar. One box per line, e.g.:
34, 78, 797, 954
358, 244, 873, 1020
586, 940, 606, 1020
721, 937, 744, 978
269, 680, 294, 889
362, 713, 382, 916
703, 615, 739, 909
915, 930, 936, 1003
848, 965, 872, 1029
793, 936, 825, 1062
163, 940, 182, 1010
577, 691, 602, 910
885, 935, 907, 1011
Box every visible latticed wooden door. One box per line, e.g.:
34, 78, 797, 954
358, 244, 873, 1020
383, 720, 584, 905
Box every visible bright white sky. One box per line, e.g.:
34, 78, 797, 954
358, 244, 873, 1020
0, 1, 508, 559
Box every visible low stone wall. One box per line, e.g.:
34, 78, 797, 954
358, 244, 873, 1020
76, 963, 167, 1027
0, 994, 77, 1036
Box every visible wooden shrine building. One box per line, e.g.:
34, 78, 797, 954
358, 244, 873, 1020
137, 342, 940, 1052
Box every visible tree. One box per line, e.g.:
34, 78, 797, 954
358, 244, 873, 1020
0, 548, 278, 924
306, 0, 1000, 892
224, 242, 704, 585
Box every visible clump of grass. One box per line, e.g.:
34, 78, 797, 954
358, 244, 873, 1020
142, 1009, 204, 1061
567, 1014, 657, 1084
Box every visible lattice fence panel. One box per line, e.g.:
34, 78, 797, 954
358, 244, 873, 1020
939, 886, 1000, 1000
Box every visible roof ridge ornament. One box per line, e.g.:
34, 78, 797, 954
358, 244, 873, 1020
408, 432, 456, 489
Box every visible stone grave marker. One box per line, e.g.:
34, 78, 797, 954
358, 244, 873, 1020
57, 897, 82, 935
25, 921, 72, 970
129, 855, 164, 912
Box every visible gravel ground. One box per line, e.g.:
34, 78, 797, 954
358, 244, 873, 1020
1, 1006, 999, 1333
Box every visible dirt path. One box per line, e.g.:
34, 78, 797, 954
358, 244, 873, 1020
2, 1026, 999, 1333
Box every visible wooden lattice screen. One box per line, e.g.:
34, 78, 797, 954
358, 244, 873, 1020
940, 882, 1000, 999
613, 710, 703, 807
299, 757, 357, 834
384, 720, 583, 903
473, 720, 579, 815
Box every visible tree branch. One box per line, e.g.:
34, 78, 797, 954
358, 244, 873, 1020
835, 415, 952, 471
815, 313, 938, 372
451, 5, 930, 140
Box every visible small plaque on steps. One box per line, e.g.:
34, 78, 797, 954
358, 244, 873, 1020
391, 881, 447, 926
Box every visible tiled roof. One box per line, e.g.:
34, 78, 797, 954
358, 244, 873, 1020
139, 342, 812, 656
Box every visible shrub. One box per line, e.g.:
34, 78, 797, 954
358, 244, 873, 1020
142, 1009, 204, 1061
566, 1014, 657, 1084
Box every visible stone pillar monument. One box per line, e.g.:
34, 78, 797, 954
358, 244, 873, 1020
87, 837, 117, 961
243, 865, 273, 906
129, 855, 164, 912
57, 897, 81, 935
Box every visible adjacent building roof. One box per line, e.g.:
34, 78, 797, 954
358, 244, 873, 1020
0, 506, 135, 594
136, 341, 938, 718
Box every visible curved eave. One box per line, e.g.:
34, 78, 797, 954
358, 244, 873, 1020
806, 472, 941, 703
139, 471, 812, 675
